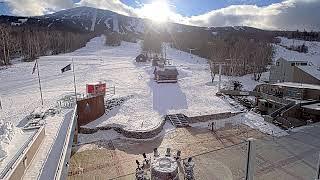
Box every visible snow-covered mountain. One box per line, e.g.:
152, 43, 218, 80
41, 6, 145, 34
0, 6, 269, 36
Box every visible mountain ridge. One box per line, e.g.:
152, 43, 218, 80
0, 6, 270, 35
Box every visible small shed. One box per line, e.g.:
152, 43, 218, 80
136, 54, 147, 62
154, 66, 179, 83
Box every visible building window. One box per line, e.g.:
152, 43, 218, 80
300, 63, 307, 66
291, 63, 295, 66
276, 62, 280, 66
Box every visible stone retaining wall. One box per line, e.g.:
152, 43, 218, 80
79, 112, 241, 139
79, 119, 166, 139
113, 120, 165, 139
79, 126, 112, 134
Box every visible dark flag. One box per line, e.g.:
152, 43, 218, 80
61, 64, 71, 73
32, 60, 37, 74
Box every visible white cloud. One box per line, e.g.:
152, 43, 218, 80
4, 0, 320, 31
5, 0, 74, 16
75, 0, 136, 17
183, 0, 320, 31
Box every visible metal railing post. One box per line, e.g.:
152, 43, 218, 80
316, 152, 320, 180
245, 138, 256, 180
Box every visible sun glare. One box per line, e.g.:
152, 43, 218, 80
140, 0, 172, 23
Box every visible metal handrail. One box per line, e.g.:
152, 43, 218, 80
36, 109, 69, 180
0, 128, 39, 179
54, 105, 77, 180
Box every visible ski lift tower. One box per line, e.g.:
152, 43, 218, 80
211, 59, 245, 93
214, 62, 225, 93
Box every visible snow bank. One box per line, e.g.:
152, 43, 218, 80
0, 120, 20, 161
242, 111, 288, 137
190, 112, 288, 137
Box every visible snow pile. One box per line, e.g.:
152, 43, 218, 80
190, 112, 288, 137
242, 111, 288, 137
221, 71, 270, 92
274, 37, 320, 66
0, 120, 18, 160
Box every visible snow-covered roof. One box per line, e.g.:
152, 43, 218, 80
274, 82, 320, 90
298, 65, 320, 80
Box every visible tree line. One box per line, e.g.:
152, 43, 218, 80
277, 30, 320, 42
170, 30, 274, 76
208, 36, 274, 76
141, 31, 163, 56
0, 23, 96, 66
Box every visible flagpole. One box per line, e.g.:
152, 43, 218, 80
72, 59, 77, 102
36, 59, 44, 105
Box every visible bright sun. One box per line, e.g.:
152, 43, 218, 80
140, 0, 172, 23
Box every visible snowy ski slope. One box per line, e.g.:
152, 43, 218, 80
0, 36, 234, 133
0, 35, 290, 151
